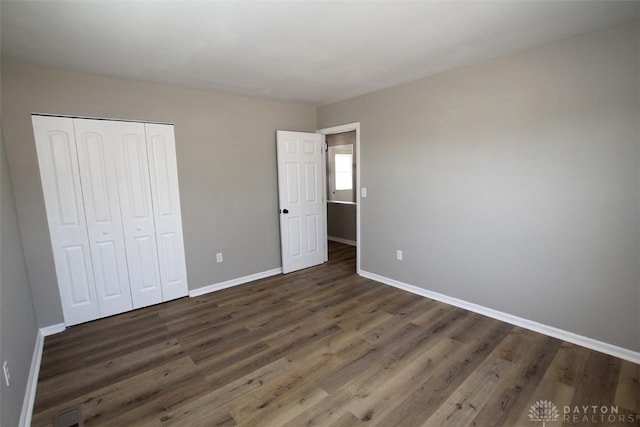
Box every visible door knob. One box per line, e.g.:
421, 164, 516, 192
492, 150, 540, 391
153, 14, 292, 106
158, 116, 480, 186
282, 209, 289, 214
137, 226, 142, 231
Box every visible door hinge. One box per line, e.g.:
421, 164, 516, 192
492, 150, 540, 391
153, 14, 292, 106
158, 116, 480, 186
324, 142, 328, 153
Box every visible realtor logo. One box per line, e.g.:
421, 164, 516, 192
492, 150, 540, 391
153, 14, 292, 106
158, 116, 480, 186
529, 400, 560, 427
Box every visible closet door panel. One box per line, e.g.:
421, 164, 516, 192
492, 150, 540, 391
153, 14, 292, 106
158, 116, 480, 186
145, 123, 188, 301
61, 245, 94, 304
132, 234, 159, 289
113, 121, 164, 308
32, 115, 100, 326
74, 119, 133, 317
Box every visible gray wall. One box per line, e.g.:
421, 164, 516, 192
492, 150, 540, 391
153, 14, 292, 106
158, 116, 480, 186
327, 203, 356, 243
1, 61, 316, 327
1, 123, 39, 426
319, 22, 640, 351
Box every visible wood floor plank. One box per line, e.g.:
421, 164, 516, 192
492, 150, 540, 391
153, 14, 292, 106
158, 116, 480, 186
34, 338, 186, 412
346, 336, 463, 423
32, 241, 639, 427
333, 306, 394, 337
282, 390, 353, 427
143, 357, 293, 425
315, 310, 468, 396
570, 351, 622, 407
328, 411, 363, 427
512, 349, 577, 427
615, 360, 640, 413
231, 329, 379, 421
228, 381, 328, 426
205, 322, 341, 389
372, 320, 513, 426
32, 356, 206, 427
390, 308, 471, 363
470, 331, 562, 426
424, 356, 515, 426
409, 301, 459, 328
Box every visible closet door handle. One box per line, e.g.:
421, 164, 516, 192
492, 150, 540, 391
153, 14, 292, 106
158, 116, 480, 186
102, 231, 109, 235
136, 226, 142, 231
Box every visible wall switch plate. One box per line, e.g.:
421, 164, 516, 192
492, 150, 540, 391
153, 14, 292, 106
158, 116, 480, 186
396, 250, 403, 261
3, 361, 10, 387
216, 252, 223, 263
361, 187, 367, 198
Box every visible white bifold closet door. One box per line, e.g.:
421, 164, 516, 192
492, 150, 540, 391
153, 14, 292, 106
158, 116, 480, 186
73, 119, 134, 317
33, 116, 102, 325
145, 124, 189, 301
112, 121, 164, 308
32, 115, 188, 326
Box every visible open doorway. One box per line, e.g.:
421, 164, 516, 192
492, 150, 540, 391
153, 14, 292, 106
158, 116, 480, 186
317, 123, 361, 273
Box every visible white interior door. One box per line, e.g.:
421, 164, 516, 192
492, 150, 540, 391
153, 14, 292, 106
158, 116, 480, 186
145, 123, 189, 301
112, 121, 164, 308
276, 130, 327, 274
74, 118, 133, 317
32, 115, 100, 326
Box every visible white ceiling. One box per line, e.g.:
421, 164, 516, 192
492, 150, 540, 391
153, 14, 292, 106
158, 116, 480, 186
1, 1, 638, 105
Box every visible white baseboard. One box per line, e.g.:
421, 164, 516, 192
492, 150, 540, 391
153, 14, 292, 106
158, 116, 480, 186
328, 236, 357, 247
19, 323, 65, 427
19, 331, 42, 427
360, 270, 640, 364
189, 268, 283, 297
40, 322, 65, 337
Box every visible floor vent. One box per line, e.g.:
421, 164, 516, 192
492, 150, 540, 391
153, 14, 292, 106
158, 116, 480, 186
52, 406, 83, 427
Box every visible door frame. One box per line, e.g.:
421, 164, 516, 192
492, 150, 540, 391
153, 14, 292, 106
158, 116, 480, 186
316, 122, 361, 275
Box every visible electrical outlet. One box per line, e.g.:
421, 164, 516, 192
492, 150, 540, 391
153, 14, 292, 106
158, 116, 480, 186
3, 361, 10, 387
216, 252, 223, 263
396, 250, 403, 261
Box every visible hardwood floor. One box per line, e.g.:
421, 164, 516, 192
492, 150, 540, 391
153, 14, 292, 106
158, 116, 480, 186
33, 242, 639, 426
